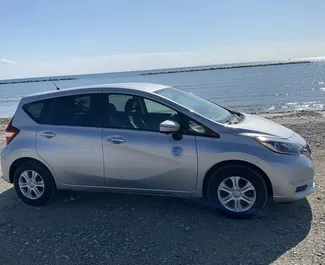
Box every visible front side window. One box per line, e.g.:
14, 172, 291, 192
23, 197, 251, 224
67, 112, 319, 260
52, 94, 101, 127
144, 99, 177, 115
106, 93, 217, 136
107, 94, 179, 131
155, 87, 231, 124
109, 94, 133, 111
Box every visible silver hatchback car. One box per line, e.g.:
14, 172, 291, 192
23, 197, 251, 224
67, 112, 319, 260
1, 83, 315, 218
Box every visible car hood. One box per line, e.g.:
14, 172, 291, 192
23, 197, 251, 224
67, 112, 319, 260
228, 113, 295, 139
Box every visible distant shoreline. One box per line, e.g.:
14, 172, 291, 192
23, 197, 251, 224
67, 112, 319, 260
139, 60, 312, 76
0, 77, 77, 85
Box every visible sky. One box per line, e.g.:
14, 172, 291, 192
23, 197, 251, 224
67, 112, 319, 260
1, 0, 325, 79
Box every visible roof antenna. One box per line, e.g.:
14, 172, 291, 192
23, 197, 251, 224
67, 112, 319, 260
49, 78, 60, 90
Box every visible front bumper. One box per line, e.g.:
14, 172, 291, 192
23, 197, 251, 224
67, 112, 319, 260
273, 178, 315, 202
257, 152, 315, 202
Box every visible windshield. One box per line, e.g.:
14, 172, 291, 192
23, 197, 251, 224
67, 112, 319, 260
155, 87, 232, 123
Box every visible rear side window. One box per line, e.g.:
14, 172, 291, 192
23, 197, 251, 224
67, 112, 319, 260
23, 98, 54, 124
52, 94, 102, 127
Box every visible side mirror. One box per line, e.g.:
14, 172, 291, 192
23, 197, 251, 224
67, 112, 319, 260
159, 120, 180, 134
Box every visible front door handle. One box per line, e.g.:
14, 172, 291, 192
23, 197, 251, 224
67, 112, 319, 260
40, 131, 57, 139
106, 135, 126, 144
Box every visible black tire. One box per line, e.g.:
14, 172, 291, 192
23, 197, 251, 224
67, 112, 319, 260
13, 161, 56, 206
207, 165, 268, 219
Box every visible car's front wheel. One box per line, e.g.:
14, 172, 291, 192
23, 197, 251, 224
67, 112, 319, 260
13, 161, 56, 206
207, 165, 268, 219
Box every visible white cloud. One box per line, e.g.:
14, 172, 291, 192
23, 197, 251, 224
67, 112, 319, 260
0, 58, 16, 64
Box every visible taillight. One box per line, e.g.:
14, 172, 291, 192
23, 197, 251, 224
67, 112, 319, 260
5, 119, 19, 145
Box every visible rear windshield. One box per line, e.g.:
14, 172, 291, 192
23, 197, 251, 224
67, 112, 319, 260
23, 98, 54, 124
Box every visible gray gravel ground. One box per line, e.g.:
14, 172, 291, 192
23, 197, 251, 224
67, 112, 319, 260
0, 112, 324, 265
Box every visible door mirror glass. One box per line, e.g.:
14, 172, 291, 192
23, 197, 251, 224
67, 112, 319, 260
159, 120, 180, 133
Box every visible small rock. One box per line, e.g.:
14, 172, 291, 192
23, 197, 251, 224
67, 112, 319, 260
69, 196, 75, 201
36, 239, 41, 243
180, 224, 184, 228
25, 242, 29, 245
141, 248, 146, 253
184, 226, 191, 232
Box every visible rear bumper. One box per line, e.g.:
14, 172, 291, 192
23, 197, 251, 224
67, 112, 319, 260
258, 152, 315, 202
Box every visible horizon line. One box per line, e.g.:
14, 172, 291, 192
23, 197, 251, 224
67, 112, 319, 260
1, 56, 324, 82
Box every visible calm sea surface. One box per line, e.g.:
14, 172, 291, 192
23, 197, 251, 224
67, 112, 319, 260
1, 62, 325, 117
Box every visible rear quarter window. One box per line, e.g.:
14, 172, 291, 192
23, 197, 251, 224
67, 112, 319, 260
23, 98, 54, 124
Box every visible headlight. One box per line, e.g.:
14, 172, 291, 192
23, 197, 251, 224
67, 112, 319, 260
255, 136, 302, 155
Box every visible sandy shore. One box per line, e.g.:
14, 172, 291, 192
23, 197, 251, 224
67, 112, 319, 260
0, 111, 324, 264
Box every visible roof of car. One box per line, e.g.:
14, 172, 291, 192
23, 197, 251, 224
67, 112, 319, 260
23, 82, 170, 100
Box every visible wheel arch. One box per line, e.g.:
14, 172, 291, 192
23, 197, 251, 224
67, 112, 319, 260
202, 160, 273, 199
9, 157, 55, 186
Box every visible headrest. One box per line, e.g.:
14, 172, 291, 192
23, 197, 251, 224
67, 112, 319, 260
108, 103, 117, 114
124, 99, 136, 113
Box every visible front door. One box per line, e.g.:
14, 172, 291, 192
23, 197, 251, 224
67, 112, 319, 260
102, 93, 198, 192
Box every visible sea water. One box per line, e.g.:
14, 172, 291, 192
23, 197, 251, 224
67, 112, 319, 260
1, 61, 325, 117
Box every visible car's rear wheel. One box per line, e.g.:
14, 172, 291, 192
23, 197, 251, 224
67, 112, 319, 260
207, 165, 268, 219
13, 161, 56, 206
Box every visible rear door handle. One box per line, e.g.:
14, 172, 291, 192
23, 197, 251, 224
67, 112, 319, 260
106, 135, 126, 144
40, 131, 57, 139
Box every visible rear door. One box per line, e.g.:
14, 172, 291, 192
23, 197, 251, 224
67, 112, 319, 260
102, 93, 198, 192
35, 93, 105, 186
